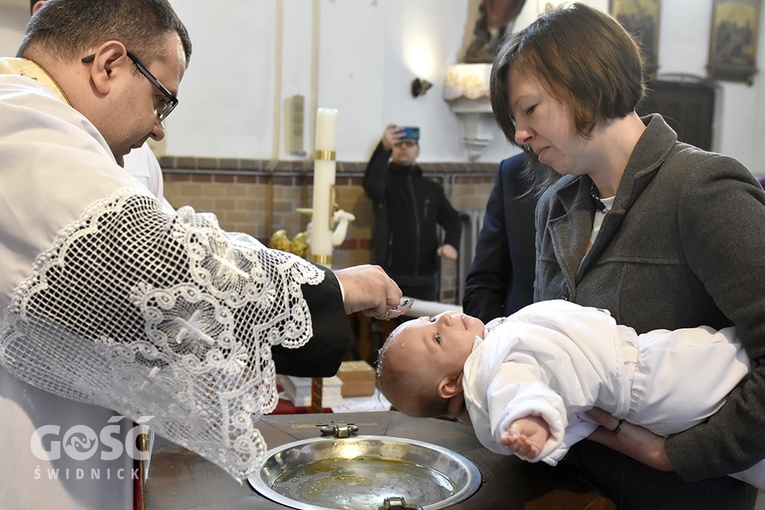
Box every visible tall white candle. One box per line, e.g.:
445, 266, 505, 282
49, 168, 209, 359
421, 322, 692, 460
310, 108, 338, 267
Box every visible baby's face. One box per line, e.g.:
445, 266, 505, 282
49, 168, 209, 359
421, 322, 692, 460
391, 312, 485, 378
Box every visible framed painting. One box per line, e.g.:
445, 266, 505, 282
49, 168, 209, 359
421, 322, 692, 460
707, 0, 761, 85
610, 0, 662, 78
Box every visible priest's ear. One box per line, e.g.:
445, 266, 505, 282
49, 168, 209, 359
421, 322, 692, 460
82, 41, 129, 95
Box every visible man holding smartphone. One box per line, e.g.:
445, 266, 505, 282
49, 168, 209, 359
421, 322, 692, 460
363, 124, 462, 301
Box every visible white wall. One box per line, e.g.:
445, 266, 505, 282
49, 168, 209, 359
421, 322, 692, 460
1, 0, 764, 171
168, 0, 278, 159
168, 0, 486, 162
0, 3, 26, 56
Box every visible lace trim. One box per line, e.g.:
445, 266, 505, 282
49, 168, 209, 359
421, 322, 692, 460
1, 189, 324, 478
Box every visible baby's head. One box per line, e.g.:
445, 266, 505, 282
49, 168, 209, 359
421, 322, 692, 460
376, 311, 484, 418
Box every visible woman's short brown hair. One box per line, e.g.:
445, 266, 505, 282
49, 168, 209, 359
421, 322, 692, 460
490, 3, 646, 151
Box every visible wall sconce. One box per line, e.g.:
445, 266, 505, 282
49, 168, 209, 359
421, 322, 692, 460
443, 63, 496, 161
411, 78, 433, 98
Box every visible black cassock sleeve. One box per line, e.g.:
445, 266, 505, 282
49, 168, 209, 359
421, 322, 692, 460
271, 264, 350, 377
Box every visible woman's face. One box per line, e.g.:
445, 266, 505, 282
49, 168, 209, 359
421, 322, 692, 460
508, 67, 592, 176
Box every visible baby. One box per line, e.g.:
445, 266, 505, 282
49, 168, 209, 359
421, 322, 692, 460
376, 299, 764, 490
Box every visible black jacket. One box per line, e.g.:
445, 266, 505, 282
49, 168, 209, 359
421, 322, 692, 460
363, 142, 462, 286
463, 154, 539, 323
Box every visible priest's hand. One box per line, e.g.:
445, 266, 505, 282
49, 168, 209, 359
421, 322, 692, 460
334, 265, 402, 317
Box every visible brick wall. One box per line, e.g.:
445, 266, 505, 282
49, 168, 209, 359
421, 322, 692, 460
160, 156, 497, 304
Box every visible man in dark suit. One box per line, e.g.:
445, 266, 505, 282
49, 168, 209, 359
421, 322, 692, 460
463, 153, 539, 322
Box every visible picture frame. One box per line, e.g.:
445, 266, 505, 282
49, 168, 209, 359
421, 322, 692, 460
707, 0, 761, 85
610, 0, 662, 78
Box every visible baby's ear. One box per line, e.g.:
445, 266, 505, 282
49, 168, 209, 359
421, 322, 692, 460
437, 373, 463, 399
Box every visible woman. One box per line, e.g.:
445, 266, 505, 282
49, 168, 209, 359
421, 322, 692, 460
489, 3, 765, 508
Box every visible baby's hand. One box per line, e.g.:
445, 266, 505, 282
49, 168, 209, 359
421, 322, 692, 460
500, 415, 550, 460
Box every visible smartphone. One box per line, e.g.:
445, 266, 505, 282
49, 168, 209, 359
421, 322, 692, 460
401, 126, 420, 140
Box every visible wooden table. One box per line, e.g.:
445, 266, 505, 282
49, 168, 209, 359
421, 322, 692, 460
145, 411, 615, 509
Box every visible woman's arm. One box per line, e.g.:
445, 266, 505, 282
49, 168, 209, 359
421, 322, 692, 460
664, 157, 765, 481
586, 407, 673, 471
585, 157, 765, 481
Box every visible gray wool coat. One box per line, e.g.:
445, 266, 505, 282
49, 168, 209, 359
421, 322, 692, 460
535, 114, 765, 482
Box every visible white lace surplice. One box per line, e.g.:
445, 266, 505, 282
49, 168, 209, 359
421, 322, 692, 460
0, 190, 324, 479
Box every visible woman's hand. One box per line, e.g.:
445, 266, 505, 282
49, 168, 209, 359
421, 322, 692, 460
586, 407, 675, 472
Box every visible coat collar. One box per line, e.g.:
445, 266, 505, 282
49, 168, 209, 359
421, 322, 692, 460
614, 114, 678, 211
546, 114, 679, 283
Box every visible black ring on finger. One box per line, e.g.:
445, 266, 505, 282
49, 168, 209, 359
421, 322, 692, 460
611, 419, 625, 435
